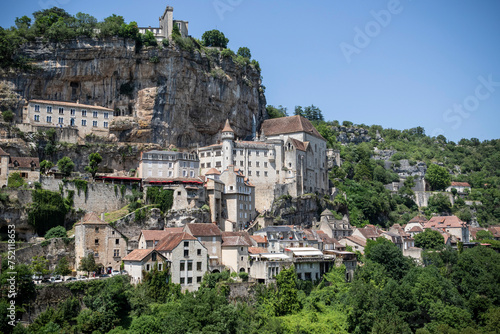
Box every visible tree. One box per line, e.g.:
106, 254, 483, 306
98, 14, 125, 37
57, 156, 74, 176
32, 7, 72, 36
30, 256, 50, 276
84, 152, 102, 178
74, 12, 98, 37
141, 30, 157, 46
266, 105, 288, 119
54, 257, 71, 276
39, 160, 54, 174
415, 229, 445, 250
237, 47, 251, 59
201, 29, 229, 48
425, 164, 451, 191
78, 253, 97, 276
427, 193, 452, 215
294, 105, 324, 122
2, 110, 13, 122
119, 21, 139, 40
365, 237, 413, 281
7, 172, 25, 188
475, 230, 494, 240
274, 266, 301, 316
44, 225, 67, 239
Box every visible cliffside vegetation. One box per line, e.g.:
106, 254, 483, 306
3, 241, 499, 333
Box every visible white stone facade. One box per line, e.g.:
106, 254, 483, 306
138, 6, 189, 41
138, 150, 199, 179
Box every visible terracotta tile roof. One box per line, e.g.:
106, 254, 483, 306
249, 247, 268, 254
345, 235, 367, 247
0, 148, 9, 156
185, 223, 222, 237
222, 119, 234, 133
122, 249, 153, 261
222, 235, 253, 247
409, 226, 423, 232
261, 115, 325, 140
29, 99, 113, 112
488, 226, 500, 238
288, 138, 308, 152
450, 182, 471, 187
356, 225, 383, 239
251, 235, 268, 244
79, 212, 107, 225
8, 157, 39, 168
316, 230, 342, 247
425, 216, 467, 229
140, 230, 169, 242
155, 232, 197, 252
409, 216, 428, 224
164, 227, 184, 234
222, 231, 253, 245
205, 168, 221, 175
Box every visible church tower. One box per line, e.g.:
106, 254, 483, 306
221, 119, 234, 171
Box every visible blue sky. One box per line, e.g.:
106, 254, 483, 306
1, 0, 499, 142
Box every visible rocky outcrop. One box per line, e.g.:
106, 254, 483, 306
165, 207, 210, 227
2, 37, 266, 147
333, 126, 373, 145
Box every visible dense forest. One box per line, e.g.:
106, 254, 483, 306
2, 238, 499, 333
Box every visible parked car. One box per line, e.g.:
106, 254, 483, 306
99, 274, 110, 278
66, 277, 77, 281
111, 270, 120, 276
77, 275, 88, 280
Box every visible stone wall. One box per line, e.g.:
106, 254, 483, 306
414, 191, 454, 208
16, 237, 75, 271
41, 176, 133, 214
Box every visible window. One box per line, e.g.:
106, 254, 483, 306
183, 170, 187, 177
34, 105, 40, 112
94, 252, 99, 257
104, 112, 109, 119
58, 107, 64, 114
152, 252, 157, 261
248, 161, 252, 167
46, 106, 52, 113
180, 277, 185, 284
46, 116, 52, 123
197, 276, 202, 283
93, 111, 98, 118
190, 171, 194, 177
180, 261, 185, 271
70, 109, 75, 116
95, 239, 99, 245
82, 119, 87, 126
95, 227, 99, 233
187, 277, 192, 284
264, 162, 268, 168
58, 117, 64, 124
158, 263, 162, 271
70, 118, 75, 126
115, 239, 119, 245
93, 121, 98, 127
264, 171, 268, 177
256, 171, 260, 176
201, 163, 205, 168
184, 249, 189, 257
146, 264, 150, 271
187, 261, 192, 271
168, 171, 173, 177
197, 249, 201, 256
197, 262, 202, 271
82, 110, 87, 116
34, 115, 40, 122
240, 161, 243, 167
113, 249, 119, 257
104, 122, 108, 128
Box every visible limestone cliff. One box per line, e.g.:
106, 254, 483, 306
1, 37, 266, 147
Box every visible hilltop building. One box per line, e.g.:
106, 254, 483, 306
198, 116, 328, 211
0, 148, 39, 187
138, 5, 189, 41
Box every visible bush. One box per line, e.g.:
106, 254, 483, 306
237, 47, 251, 59
201, 29, 229, 48
221, 48, 235, 58
162, 38, 169, 47
149, 56, 159, 63
44, 225, 67, 239
1, 110, 14, 122
7, 172, 25, 188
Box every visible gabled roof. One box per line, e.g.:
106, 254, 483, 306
185, 223, 222, 237
321, 209, 334, 217
140, 230, 169, 242
222, 119, 234, 133
425, 216, 467, 229
450, 182, 471, 187
344, 235, 367, 247
316, 230, 343, 248
222, 231, 253, 246
409, 216, 428, 224
356, 225, 383, 239
0, 148, 9, 156
205, 168, 221, 175
78, 212, 107, 225
261, 115, 325, 140
251, 235, 268, 244
409, 226, 423, 232
155, 232, 197, 252
8, 157, 40, 168
164, 227, 184, 234
287, 138, 308, 152
123, 249, 168, 262
29, 99, 113, 112
248, 247, 268, 254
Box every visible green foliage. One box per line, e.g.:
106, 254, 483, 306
427, 193, 452, 215
44, 225, 66, 239
266, 105, 288, 119
54, 256, 72, 276
98, 14, 125, 37
475, 230, 494, 240
84, 152, 102, 178
415, 229, 445, 250
237, 46, 251, 59
220, 48, 235, 58
7, 172, 25, 188
73, 179, 88, 197
365, 237, 413, 280
274, 266, 301, 316
57, 156, 74, 176
202, 29, 229, 48
119, 21, 139, 39
29, 188, 70, 235
162, 38, 169, 47
146, 187, 174, 213
149, 55, 160, 63
172, 34, 195, 52
39, 159, 54, 174
78, 253, 97, 276
2, 110, 14, 122
294, 105, 324, 122
425, 164, 451, 191
141, 30, 158, 47
30, 255, 49, 276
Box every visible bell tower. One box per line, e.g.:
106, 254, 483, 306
221, 119, 234, 171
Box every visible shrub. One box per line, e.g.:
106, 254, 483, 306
162, 38, 169, 47
201, 29, 228, 48
7, 172, 25, 188
220, 48, 235, 58
2, 110, 14, 122
149, 56, 160, 64
237, 47, 251, 59
45, 225, 67, 239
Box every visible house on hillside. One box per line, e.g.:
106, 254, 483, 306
424, 216, 469, 243
446, 182, 471, 194
0, 148, 40, 187
123, 249, 169, 284
317, 209, 353, 239
183, 223, 224, 272
221, 231, 253, 273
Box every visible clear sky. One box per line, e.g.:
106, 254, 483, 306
1, 0, 499, 143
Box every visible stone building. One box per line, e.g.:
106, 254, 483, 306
317, 209, 353, 240
23, 100, 113, 138
138, 150, 199, 179
183, 223, 223, 272
138, 5, 189, 41
74, 212, 128, 274
154, 231, 208, 291
221, 231, 253, 273
0, 148, 40, 187
424, 216, 470, 243
123, 249, 169, 284
198, 116, 328, 211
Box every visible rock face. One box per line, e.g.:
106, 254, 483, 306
333, 126, 373, 145
2, 37, 266, 147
